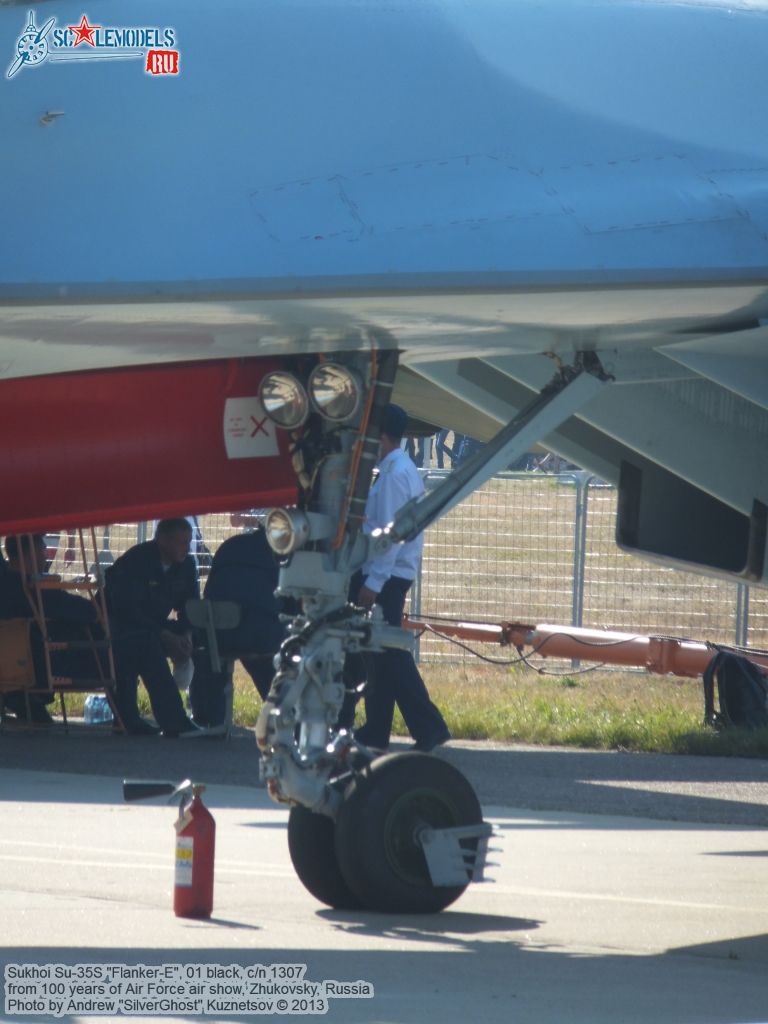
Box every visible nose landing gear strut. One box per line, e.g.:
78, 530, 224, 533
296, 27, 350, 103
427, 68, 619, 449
256, 347, 608, 911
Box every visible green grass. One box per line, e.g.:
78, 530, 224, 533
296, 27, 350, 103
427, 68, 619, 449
231, 661, 768, 757
60, 661, 768, 758
412, 664, 768, 757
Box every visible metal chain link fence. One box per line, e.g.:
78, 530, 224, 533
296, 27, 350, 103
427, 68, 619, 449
43, 473, 768, 666
414, 472, 764, 665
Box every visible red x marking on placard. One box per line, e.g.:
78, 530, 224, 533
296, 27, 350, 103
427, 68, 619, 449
250, 416, 269, 437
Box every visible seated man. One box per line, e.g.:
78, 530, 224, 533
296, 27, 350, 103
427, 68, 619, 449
105, 518, 202, 737
0, 533, 103, 723
189, 527, 287, 729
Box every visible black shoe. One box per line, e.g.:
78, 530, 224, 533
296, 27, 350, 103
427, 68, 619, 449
5, 697, 54, 725
2, 695, 24, 718
113, 718, 160, 736
412, 729, 451, 753
28, 701, 55, 725
353, 727, 389, 752
163, 719, 208, 739
200, 721, 229, 738
4, 694, 54, 723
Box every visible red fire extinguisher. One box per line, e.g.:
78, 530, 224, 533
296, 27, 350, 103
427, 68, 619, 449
174, 783, 216, 919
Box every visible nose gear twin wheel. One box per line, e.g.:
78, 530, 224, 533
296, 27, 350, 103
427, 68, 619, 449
333, 753, 482, 913
287, 801, 363, 911
288, 753, 482, 914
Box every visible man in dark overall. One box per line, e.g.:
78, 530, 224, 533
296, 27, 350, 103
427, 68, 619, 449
105, 518, 201, 736
189, 527, 287, 729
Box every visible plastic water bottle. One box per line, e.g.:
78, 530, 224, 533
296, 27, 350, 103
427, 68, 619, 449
83, 694, 114, 724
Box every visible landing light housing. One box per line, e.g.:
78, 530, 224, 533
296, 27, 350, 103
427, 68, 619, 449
308, 363, 362, 423
264, 507, 334, 555
259, 372, 309, 430
265, 508, 310, 555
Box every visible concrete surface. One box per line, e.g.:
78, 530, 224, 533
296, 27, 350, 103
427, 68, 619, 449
0, 728, 767, 1024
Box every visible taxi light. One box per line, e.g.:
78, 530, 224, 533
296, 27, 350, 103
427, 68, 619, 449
265, 507, 310, 555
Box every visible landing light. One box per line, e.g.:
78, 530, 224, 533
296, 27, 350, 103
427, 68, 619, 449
308, 363, 362, 423
259, 372, 309, 430
265, 507, 310, 555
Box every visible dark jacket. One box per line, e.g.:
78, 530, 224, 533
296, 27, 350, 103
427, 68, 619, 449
203, 530, 286, 655
105, 540, 199, 638
0, 569, 97, 624
0, 567, 101, 686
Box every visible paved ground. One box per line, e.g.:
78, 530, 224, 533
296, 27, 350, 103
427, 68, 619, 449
1, 725, 767, 1024
2, 723, 768, 827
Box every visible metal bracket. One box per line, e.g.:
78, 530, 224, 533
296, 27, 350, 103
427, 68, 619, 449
387, 356, 609, 544
419, 821, 494, 886
185, 598, 240, 673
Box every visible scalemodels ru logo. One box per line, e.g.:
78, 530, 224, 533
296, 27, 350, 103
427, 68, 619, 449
7, 11, 179, 79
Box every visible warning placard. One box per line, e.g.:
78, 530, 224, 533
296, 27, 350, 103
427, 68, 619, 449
223, 398, 280, 459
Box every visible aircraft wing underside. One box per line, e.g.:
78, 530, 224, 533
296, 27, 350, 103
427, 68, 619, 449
1, 0, 768, 582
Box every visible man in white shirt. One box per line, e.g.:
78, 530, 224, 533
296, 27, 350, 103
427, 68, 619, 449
352, 404, 451, 752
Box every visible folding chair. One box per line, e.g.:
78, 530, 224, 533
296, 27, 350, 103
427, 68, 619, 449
186, 598, 242, 736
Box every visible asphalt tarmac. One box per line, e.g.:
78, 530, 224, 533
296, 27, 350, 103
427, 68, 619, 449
1, 724, 767, 1024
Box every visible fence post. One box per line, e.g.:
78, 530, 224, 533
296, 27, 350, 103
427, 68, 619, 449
570, 472, 592, 668
571, 473, 591, 628
411, 558, 423, 664
735, 583, 750, 647
409, 469, 436, 664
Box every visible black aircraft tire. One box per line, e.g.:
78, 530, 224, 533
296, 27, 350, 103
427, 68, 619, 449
334, 752, 483, 914
287, 803, 364, 910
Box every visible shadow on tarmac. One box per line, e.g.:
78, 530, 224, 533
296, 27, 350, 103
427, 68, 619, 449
1, 934, 767, 1024
318, 908, 541, 939
443, 743, 768, 828
1, 727, 768, 827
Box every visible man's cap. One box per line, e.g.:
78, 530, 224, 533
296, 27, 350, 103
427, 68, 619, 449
381, 403, 408, 439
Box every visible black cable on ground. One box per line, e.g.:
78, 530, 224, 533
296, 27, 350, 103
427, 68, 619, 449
418, 623, 608, 675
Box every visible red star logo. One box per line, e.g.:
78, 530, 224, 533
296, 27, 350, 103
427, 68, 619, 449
68, 15, 101, 47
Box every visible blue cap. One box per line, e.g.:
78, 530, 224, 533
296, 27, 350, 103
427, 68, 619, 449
381, 403, 408, 439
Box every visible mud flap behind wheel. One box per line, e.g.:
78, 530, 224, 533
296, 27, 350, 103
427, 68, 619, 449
419, 821, 494, 886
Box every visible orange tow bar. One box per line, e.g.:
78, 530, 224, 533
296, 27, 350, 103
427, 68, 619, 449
404, 617, 768, 679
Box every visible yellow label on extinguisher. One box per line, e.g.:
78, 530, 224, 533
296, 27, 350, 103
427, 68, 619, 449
175, 836, 193, 888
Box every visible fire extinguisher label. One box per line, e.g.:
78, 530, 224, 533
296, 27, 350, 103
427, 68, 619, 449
175, 836, 194, 888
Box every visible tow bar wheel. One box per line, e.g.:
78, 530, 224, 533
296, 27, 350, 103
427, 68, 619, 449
334, 752, 483, 913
